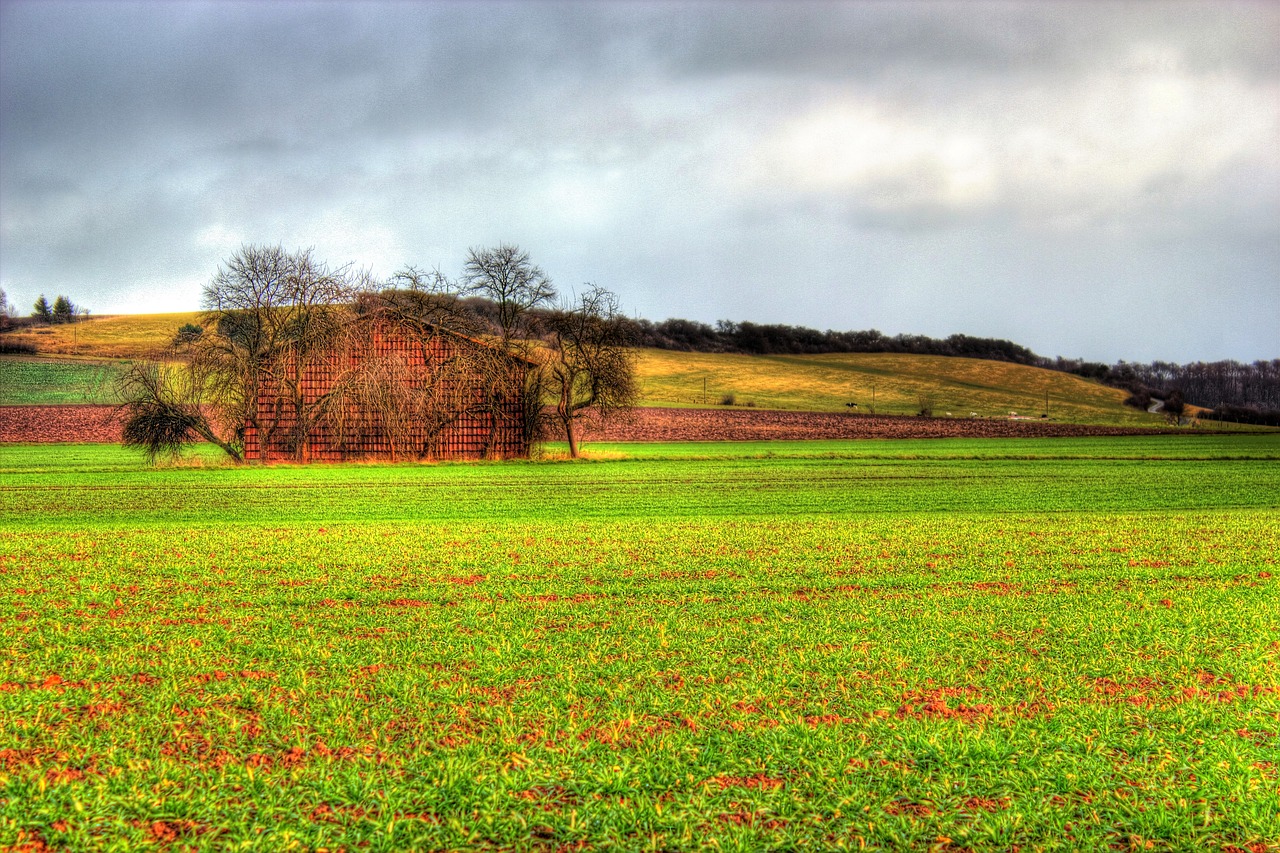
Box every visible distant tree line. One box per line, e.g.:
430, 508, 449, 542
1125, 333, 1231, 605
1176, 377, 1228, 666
620, 317, 1042, 363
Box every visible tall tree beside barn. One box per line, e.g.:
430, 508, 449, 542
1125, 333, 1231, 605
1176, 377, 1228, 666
117, 245, 368, 462
461, 244, 558, 451
543, 284, 638, 458
201, 244, 368, 461
461, 243, 556, 348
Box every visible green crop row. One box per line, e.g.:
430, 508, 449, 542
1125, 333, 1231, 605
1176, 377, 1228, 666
1, 437, 1277, 851
0, 358, 123, 406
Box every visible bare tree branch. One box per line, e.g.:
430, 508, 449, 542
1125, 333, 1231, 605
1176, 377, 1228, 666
541, 284, 638, 458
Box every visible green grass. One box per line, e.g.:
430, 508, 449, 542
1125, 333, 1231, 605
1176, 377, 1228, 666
1, 437, 1278, 850
0, 357, 124, 405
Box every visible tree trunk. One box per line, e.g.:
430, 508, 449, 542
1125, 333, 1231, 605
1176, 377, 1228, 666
192, 421, 243, 463
564, 415, 579, 458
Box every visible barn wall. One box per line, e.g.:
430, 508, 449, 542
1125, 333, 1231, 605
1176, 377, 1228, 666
243, 325, 529, 462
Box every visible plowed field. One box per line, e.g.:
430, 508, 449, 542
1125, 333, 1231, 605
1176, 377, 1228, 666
0, 404, 1171, 446
0, 405, 122, 443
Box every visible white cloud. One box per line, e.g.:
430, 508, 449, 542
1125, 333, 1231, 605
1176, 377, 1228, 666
745, 60, 1278, 231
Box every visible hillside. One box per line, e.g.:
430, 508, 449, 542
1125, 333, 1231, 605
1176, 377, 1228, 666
0, 312, 201, 358
2, 312, 1165, 426
636, 349, 1163, 426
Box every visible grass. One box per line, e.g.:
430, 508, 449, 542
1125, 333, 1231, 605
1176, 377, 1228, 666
636, 349, 1165, 426
0, 313, 200, 359
1, 437, 1277, 850
0, 357, 124, 405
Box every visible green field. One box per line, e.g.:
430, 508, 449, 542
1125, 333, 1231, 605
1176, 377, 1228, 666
0, 358, 123, 406
2, 437, 1277, 850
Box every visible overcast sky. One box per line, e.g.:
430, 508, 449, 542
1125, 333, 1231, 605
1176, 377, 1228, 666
1, 0, 1276, 363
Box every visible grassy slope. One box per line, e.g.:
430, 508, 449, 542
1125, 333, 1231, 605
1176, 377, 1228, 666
637, 348, 1163, 426
0, 312, 200, 359
3, 313, 1164, 426
1, 438, 1277, 850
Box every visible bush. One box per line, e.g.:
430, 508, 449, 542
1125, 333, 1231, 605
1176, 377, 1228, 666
1123, 389, 1152, 410
719, 393, 736, 406
173, 323, 204, 346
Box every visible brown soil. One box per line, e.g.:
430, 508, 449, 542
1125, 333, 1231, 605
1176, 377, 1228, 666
0, 405, 123, 443
1, 403, 1171, 446
573, 407, 1170, 442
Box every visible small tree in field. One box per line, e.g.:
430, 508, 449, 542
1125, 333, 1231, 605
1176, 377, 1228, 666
32, 295, 52, 323
541, 285, 638, 458
118, 359, 242, 462
1163, 390, 1186, 426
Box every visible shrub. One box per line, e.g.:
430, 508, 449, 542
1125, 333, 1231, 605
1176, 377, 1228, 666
173, 323, 204, 346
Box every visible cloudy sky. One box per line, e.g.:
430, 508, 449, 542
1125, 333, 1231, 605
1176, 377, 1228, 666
1, 0, 1276, 363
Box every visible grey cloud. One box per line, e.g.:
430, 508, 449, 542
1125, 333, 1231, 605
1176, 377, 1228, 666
1, 0, 1276, 362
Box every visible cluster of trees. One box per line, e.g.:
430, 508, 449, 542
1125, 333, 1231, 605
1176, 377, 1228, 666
624, 317, 1040, 363
1104, 359, 1280, 426
118, 243, 636, 463
31, 294, 83, 324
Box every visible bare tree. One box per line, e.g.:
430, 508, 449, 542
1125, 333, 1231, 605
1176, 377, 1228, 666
342, 268, 490, 458
461, 243, 556, 347
541, 284, 638, 458
200, 244, 368, 461
117, 245, 367, 463
116, 352, 242, 463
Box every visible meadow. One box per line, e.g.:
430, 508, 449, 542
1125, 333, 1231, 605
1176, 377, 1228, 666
1, 437, 1278, 851
0, 359, 122, 406
634, 350, 1159, 425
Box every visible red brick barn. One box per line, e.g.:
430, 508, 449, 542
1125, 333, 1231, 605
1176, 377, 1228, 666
242, 319, 531, 462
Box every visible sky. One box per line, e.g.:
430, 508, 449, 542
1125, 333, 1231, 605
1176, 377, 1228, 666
1, 0, 1276, 364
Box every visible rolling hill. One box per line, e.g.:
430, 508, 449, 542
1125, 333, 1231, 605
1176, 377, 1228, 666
2, 312, 1165, 426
